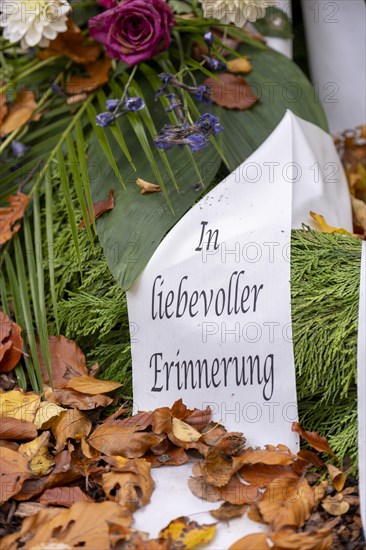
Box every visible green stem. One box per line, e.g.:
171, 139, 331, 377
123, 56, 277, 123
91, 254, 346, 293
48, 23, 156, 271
29, 94, 95, 196
0, 55, 63, 94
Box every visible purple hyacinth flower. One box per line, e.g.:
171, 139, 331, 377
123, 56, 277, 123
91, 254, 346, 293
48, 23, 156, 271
204, 31, 214, 49
105, 99, 121, 112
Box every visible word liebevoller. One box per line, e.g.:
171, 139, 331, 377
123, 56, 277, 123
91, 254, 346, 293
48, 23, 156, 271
151, 270, 263, 320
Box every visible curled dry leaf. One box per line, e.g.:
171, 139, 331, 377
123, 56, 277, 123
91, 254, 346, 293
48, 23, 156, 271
0, 389, 40, 422
292, 422, 338, 460
0, 311, 23, 373
184, 406, 212, 431
136, 178, 161, 194
52, 409, 92, 453
38, 20, 101, 64
216, 432, 246, 455
102, 457, 154, 512
0, 446, 31, 504
66, 374, 121, 394
270, 527, 333, 549
309, 212, 355, 237
203, 73, 258, 110
171, 417, 202, 443
327, 464, 347, 492
229, 533, 271, 550
66, 56, 112, 95
227, 57, 253, 74
39, 486, 93, 508
0, 416, 37, 440
0, 501, 132, 550
159, 516, 216, 549
46, 387, 112, 410
0, 193, 30, 246
0, 89, 37, 136
37, 335, 88, 388
88, 424, 165, 457
79, 189, 115, 228
258, 477, 315, 531
201, 448, 245, 487
321, 494, 350, 516
210, 502, 247, 520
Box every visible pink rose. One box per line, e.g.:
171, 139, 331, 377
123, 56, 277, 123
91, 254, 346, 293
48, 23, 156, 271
89, 0, 175, 67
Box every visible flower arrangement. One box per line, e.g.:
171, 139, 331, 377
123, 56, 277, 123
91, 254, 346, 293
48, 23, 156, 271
1, 0, 344, 447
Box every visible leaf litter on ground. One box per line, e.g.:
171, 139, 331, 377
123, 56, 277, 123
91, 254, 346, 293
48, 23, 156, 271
0, 329, 365, 548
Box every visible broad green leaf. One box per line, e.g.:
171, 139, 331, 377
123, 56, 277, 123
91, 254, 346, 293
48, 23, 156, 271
88, 45, 327, 291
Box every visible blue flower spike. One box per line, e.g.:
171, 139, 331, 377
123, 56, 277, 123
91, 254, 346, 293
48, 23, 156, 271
204, 31, 214, 51
95, 112, 116, 127
124, 97, 145, 112
105, 99, 121, 112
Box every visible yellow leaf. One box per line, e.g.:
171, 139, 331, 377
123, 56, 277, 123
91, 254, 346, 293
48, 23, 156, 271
159, 517, 216, 549
310, 212, 354, 236
66, 374, 122, 395
227, 57, 253, 74
172, 417, 201, 443
19, 432, 54, 477
34, 401, 66, 429
0, 390, 40, 423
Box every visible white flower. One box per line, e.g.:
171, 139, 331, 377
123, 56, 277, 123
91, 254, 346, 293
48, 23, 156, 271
200, 0, 277, 28
0, 0, 71, 48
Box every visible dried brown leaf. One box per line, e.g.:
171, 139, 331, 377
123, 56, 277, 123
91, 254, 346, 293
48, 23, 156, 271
210, 502, 247, 520
102, 457, 154, 511
46, 387, 112, 410
0, 90, 37, 136
65, 374, 121, 394
0, 446, 31, 504
66, 56, 112, 94
321, 494, 350, 516
52, 409, 92, 453
240, 463, 299, 487
0, 193, 30, 246
79, 189, 114, 228
0, 416, 37, 440
229, 533, 271, 549
38, 20, 101, 63
238, 446, 296, 466
1, 500, 131, 549
219, 475, 260, 505
188, 476, 222, 502
39, 486, 93, 507
259, 477, 315, 530
88, 424, 164, 457
327, 464, 347, 492
136, 178, 161, 194
292, 423, 338, 460
203, 73, 258, 110
37, 335, 88, 388
270, 527, 333, 549
18, 432, 54, 477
